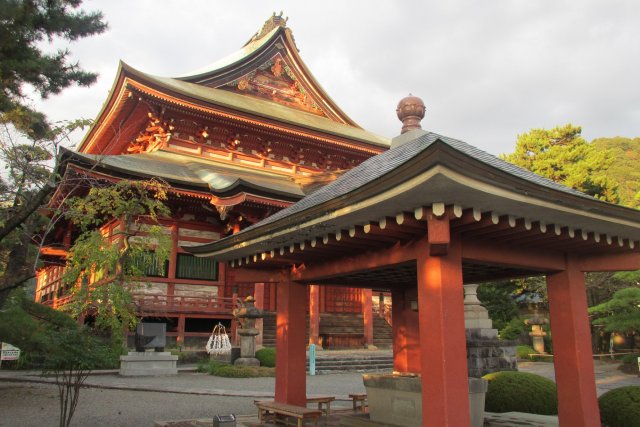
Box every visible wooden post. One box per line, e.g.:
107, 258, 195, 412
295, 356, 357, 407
309, 284, 322, 348
547, 256, 601, 427
362, 289, 374, 348
417, 222, 470, 426
275, 276, 307, 406
254, 282, 265, 347
391, 287, 420, 372
177, 314, 186, 348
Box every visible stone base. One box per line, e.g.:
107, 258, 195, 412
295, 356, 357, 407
467, 328, 517, 378
119, 351, 178, 376
363, 374, 487, 427
234, 357, 260, 366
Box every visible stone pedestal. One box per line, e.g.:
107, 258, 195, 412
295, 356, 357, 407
119, 351, 178, 376
234, 327, 260, 366
464, 284, 517, 377
363, 374, 488, 427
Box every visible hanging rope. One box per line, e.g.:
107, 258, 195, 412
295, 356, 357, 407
205, 322, 232, 355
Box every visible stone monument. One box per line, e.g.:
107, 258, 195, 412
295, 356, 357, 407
464, 284, 517, 377
120, 323, 178, 376
232, 296, 264, 366
525, 303, 549, 354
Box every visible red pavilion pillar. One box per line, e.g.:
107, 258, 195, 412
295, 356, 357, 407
309, 285, 322, 348
254, 282, 265, 347
362, 289, 374, 348
275, 275, 307, 406
547, 256, 600, 427
416, 221, 470, 427
392, 287, 420, 373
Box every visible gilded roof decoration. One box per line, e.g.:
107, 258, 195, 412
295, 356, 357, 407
223, 53, 326, 117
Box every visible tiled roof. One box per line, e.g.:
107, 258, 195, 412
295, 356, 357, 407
237, 131, 596, 234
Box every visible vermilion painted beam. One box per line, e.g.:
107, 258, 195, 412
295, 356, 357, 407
462, 238, 565, 271
292, 240, 420, 282
547, 256, 601, 427
254, 283, 264, 347
578, 251, 640, 272
417, 235, 470, 427
232, 267, 283, 283
275, 276, 307, 406
391, 287, 420, 373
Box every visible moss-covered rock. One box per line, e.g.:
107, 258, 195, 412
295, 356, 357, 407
599, 386, 640, 427
483, 371, 557, 415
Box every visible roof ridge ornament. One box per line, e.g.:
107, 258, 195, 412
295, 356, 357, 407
251, 12, 289, 43
391, 94, 427, 149
396, 94, 425, 134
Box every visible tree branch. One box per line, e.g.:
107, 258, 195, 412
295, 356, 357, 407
0, 180, 56, 242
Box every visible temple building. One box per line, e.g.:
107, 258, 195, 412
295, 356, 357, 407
35, 14, 392, 348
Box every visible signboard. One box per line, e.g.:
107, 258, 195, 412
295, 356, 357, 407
1, 342, 21, 361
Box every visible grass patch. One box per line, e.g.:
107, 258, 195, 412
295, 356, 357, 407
197, 360, 275, 377
516, 345, 536, 360
599, 386, 640, 427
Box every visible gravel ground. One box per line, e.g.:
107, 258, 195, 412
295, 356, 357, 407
0, 381, 258, 427
0, 360, 637, 427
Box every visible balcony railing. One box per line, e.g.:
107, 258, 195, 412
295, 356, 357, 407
132, 293, 235, 315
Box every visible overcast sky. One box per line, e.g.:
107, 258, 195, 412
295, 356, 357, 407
35, 0, 640, 155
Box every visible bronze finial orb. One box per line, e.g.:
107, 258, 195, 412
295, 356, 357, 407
396, 94, 425, 134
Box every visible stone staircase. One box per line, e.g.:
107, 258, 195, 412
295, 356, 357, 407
261, 312, 393, 349
307, 351, 393, 374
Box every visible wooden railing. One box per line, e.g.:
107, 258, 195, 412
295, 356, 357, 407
131, 293, 235, 315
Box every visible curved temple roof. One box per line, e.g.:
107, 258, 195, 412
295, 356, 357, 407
186, 130, 640, 261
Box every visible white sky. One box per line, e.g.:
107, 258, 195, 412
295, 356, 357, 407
34, 0, 640, 155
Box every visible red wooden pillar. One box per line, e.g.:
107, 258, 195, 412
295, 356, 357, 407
392, 287, 408, 372
362, 289, 374, 348
417, 226, 470, 426
547, 256, 600, 427
309, 285, 322, 348
254, 283, 265, 347
177, 314, 186, 347
275, 276, 307, 406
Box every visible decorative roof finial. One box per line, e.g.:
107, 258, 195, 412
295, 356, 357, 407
253, 12, 289, 41
396, 94, 425, 134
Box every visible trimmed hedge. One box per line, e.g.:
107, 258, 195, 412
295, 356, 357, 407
255, 347, 276, 367
516, 345, 536, 360
599, 386, 640, 427
483, 371, 557, 415
197, 360, 275, 377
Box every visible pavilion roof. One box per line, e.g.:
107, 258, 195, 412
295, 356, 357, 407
186, 130, 640, 264
61, 147, 305, 202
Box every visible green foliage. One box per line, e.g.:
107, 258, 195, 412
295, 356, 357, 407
618, 354, 639, 375
255, 347, 276, 367
502, 124, 619, 203
62, 179, 171, 345
483, 371, 558, 415
477, 282, 519, 331
516, 345, 535, 360
591, 137, 640, 209
499, 317, 527, 340
598, 386, 640, 427
197, 360, 275, 377
589, 288, 640, 335
0, 0, 107, 138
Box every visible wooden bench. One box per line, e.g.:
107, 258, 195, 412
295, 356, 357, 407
306, 395, 335, 415
349, 393, 367, 412
255, 401, 322, 427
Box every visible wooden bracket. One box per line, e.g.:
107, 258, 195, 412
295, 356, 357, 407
427, 215, 450, 256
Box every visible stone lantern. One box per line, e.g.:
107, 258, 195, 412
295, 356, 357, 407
232, 296, 264, 366
525, 303, 549, 354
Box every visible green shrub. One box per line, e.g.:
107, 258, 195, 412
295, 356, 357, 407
516, 345, 536, 360
255, 347, 276, 367
599, 386, 640, 427
483, 371, 558, 415
499, 318, 526, 341
197, 360, 275, 377
619, 354, 639, 375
